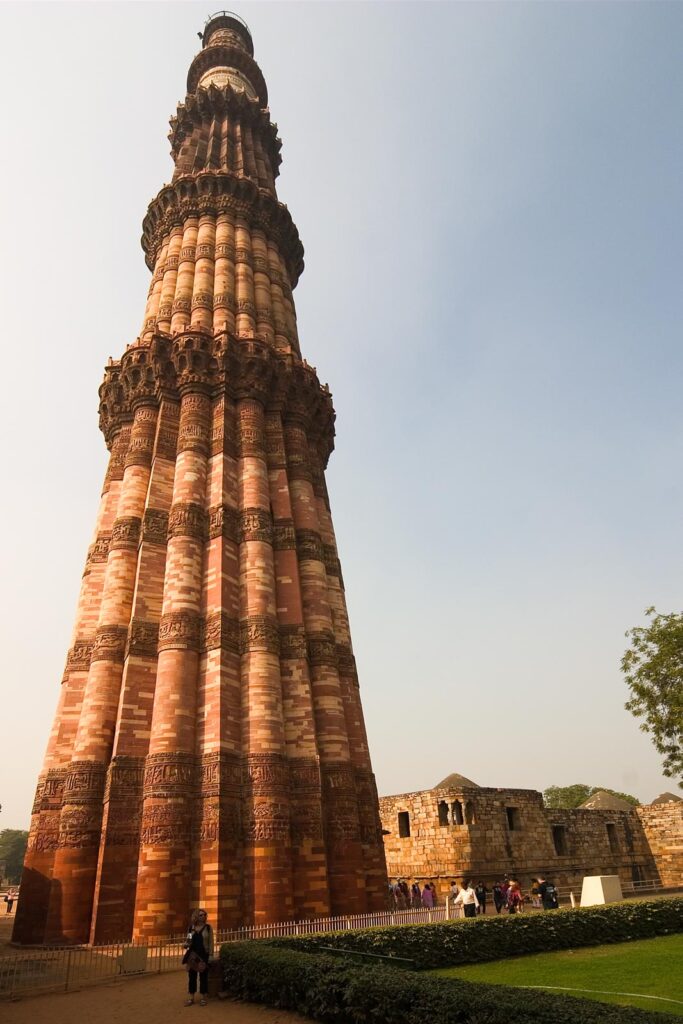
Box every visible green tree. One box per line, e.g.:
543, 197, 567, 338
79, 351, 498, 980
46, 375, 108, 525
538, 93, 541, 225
622, 607, 683, 787
0, 830, 28, 884
543, 784, 639, 809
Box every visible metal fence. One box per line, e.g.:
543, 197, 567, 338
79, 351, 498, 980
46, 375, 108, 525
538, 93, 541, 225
0, 938, 185, 1000
213, 903, 448, 943
0, 879, 676, 1000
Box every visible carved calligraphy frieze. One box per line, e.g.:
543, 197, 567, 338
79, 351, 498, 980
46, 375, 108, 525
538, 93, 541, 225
142, 508, 169, 545
208, 503, 240, 542
201, 611, 240, 655
140, 801, 190, 846
335, 644, 357, 679
272, 519, 296, 550
104, 755, 145, 802
92, 625, 128, 664
66, 639, 94, 673
240, 507, 272, 544
58, 806, 103, 848
168, 501, 208, 541
86, 532, 112, 568
322, 544, 340, 577
240, 615, 280, 655
244, 753, 288, 794
307, 632, 338, 668
110, 516, 142, 551
158, 610, 201, 651
288, 758, 321, 792
143, 752, 196, 799
296, 529, 323, 563
199, 751, 241, 796
279, 624, 307, 661
63, 761, 107, 804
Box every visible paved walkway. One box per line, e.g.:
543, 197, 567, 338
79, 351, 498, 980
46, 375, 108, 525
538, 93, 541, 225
2, 970, 308, 1024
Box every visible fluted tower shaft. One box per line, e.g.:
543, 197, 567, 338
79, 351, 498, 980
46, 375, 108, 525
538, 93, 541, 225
14, 12, 387, 944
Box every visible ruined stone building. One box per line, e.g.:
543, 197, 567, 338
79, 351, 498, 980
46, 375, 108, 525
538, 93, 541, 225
14, 12, 387, 946
380, 773, 682, 896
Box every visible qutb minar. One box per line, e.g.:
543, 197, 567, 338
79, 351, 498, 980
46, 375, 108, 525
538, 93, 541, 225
15, 11, 388, 944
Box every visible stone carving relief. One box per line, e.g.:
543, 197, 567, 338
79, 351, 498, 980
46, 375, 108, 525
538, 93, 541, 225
307, 632, 338, 668
92, 625, 128, 664
66, 639, 95, 672
296, 529, 323, 563
240, 615, 280, 655
240, 507, 273, 543
158, 611, 201, 652
208, 503, 240, 542
142, 508, 169, 545
201, 611, 240, 654
110, 516, 142, 551
168, 501, 208, 541
279, 625, 307, 660
143, 752, 196, 799
272, 519, 296, 550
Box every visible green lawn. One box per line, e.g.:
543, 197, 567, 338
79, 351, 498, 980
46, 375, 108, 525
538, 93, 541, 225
432, 933, 683, 1017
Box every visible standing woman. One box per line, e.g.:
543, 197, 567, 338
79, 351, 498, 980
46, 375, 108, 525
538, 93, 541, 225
183, 908, 214, 1005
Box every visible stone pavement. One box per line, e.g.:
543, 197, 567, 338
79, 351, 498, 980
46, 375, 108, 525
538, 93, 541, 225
2, 970, 308, 1024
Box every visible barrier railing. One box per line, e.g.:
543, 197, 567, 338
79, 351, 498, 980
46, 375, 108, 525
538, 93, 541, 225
0, 938, 184, 1000
0, 880, 676, 1000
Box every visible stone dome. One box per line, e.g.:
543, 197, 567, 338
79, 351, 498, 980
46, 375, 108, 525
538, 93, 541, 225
577, 790, 634, 812
651, 792, 682, 805
433, 772, 480, 790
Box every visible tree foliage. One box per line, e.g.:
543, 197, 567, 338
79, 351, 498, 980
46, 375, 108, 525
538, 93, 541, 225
543, 784, 639, 809
622, 607, 683, 787
0, 830, 28, 884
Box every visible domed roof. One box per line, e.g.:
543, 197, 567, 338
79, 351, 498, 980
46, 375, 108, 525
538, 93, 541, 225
651, 792, 682, 805
577, 790, 633, 811
433, 772, 480, 790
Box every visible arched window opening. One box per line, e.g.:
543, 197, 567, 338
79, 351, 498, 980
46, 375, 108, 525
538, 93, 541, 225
464, 800, 475, 825
452, 800, 464, 826
438, 800, 449, 826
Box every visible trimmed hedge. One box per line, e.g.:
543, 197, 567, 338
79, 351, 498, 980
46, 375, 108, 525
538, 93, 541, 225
219, 942, 674, 1023
266, 897, 683, 968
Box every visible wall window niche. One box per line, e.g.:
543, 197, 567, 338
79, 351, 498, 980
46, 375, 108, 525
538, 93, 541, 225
464, 800, 475, 825
398, 811, 411, 838
552, 825, 568, 856
452, 800, 464, 826
506, 806, 521, 831
438, 800, 450, 826
606, 823, 619, 854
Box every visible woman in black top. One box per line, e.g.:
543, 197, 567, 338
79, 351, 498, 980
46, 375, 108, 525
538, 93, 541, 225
183, 908, 214, 1005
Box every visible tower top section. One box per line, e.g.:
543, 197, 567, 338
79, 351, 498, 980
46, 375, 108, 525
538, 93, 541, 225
187, 9, 266, 104
201, 11, 254, 56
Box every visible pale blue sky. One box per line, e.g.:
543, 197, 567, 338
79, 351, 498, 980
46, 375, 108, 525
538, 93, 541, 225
1, 1, 681, 828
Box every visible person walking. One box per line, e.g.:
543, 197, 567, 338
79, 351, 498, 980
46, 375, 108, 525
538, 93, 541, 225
492, 880, 505, 914
453, 879, 480, 919
537, 876, 559, 910
422, 882, 434, 908
183, 908, 213, 1005
411, 881, 422, 907
475, 881, 486, 914
506, 880, 523, 914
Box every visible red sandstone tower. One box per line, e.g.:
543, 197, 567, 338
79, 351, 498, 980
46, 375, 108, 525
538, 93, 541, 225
14, 12, 387, 945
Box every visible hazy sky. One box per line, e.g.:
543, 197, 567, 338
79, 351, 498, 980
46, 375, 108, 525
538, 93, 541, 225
1, 1, 682, 830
